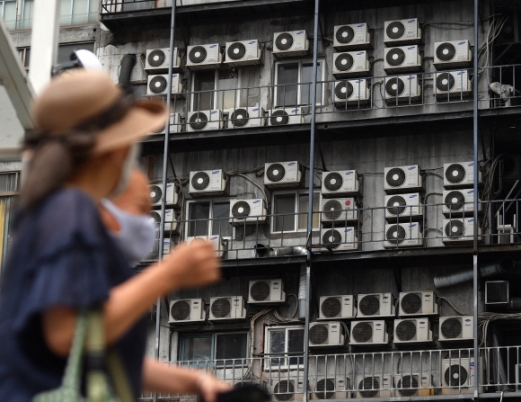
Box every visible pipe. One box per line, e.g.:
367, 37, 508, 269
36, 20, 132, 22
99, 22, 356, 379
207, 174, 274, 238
118, 54, 136, 87
434, 258, 516, 288
253, 244, 307, 258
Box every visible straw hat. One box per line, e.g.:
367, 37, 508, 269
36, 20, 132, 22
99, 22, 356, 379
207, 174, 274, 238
32, 70, 167, 154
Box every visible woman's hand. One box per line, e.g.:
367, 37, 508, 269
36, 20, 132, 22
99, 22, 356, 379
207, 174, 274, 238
196, 371, 233, 402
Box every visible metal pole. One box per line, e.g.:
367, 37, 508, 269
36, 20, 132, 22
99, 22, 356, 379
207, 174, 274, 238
472, 0, 480, 398
154, 0, 177, 401
303, 1, 320, 401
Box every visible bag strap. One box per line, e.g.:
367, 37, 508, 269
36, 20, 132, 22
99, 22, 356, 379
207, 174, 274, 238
61, 310, 89, 391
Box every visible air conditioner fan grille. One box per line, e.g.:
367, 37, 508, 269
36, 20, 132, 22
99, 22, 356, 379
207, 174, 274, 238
189, 46, 207, 64
335, 53, 354, 72
386, 48, 406, 66
386, 21, 406, 40
352, 321, 373, 343
445, 364, 468, 387
148, 49, 166, 67
191, 171, 210, 190
211, 298, 231, 318
359, 295, 380, 316
436, 42, 456, 61
276, 33, 294, 51
359, 377, 379, 398
401, 293, 422, 314
396, 320, 417, 341
250, 281, 271, 301
227, 42, 246, 60
321, 297, 342, 318
315, 379, 335, 399
441, 318, 462, 339
445, 219, 465, 239
171, 300, 191, 321
336, 25, 355, 44
396, 375, 419, 397
274, 380, 294, 401
266, 163, 286, 182
309, 324, 329, 344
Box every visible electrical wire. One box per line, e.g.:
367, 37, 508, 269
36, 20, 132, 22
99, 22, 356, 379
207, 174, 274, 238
438, 297, 470, 316
273, 294, 300, 322
234, 173, 269, 206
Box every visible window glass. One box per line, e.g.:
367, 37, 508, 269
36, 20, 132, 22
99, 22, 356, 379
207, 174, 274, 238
276, 63, 298, 107
193, 71, 215, 111
301, 62, 323, 105
216, 70, 239, 110
287, 328, 305, 366
57, 43, 94, 64
211, 202, 231, 237
20, 0, 34, 29
215, 333, 247, 365
273, 194, 296, 232
181, 335, 212, 362
0, 0, 17, 30
297, 192, 319, 230
188, 202, 210, 236
239, 66, 260, 108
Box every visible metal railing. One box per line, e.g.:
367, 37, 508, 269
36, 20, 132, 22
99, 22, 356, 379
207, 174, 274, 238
100, 0, 241, 13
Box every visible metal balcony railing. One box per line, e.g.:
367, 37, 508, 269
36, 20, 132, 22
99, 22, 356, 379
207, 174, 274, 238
100, 0, 242, 14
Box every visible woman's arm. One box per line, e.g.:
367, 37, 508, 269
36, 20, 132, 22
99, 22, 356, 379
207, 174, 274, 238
42, 240, 220, 357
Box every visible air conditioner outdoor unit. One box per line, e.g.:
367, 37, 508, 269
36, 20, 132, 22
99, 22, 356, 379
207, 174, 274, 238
269, 108, 303, 126
439, 316, 474, 342
186, 43, 222, 70
442, 357, 482, 395
224, 39, 262, 67
145, 47, 180, 72
435, 71, 472, 98
186, 235, 226, 258
320, 228, 358, 252
147, 74, 183, 96
350, 320, 388, 346
384, 193, 423, 222
151, 209, 177, 232
188, 169, 227, 195
321, 170, 359, 196
356, 375, 392, 398
394, 317, 433, 344
332, 51, 370, 78
313, 377, 352, 400
434, 40, 472, 69
271, 379, 308, 401
168, 298, 205, 323
209, 296, 246, 321
273, 30, 309, 58
443, 161, 482, 188
384, 75, 422, 103
309, 321, 345, 348
248, 279, 285, 304
187, 110, 223, 132
398, 291, 438, 316
443, 189, 480, 217
264, 161, 301, 188
384, 223, 423, 248
357, 293, 395, 318
384, 45, 423, 73
228, 107, 265, 128
443, 218, 480, 245
384, 18, 422, 45
229, 199, 266, 225
394, 374, 433, 397
320, 197, 357, 224
318, 295, 356, 320
149, 183, 177, 206
384, 165, 422, 193
334, 23, 371, 51
333, 79, 370, 107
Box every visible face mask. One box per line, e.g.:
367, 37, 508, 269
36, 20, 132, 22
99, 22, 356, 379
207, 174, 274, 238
101, 198, 156, 265
110, 143, 140, 198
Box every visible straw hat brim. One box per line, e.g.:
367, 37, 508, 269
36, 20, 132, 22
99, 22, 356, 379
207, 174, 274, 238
92, 99, 168, 154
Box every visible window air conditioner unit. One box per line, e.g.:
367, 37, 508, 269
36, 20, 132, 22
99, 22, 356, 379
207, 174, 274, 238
187, 110, 223, 132
151, 209, 177, 232
229, 199, 266, 225
269, 107, 303, 126
321, 170, 359, 196
271, 379, 308, 401
145, 47, 180, 72
384, 193, 423, 222
248, 279, 285, 304
228, 107, 266, 128
435, 71, 472, 98
309, 321, 345, 348
313, 377, 352, 400
334, 23, 371, 51
357, 293, 395, 318
318, 295, 356, 320
186, 43, 222, 70
334, 79, 370, 107
442, 357, 482, 395
394, 374, 433, 397
393, 317, 433, 344
332, 51, 370, 78
264, 161, 301, 188
149, 183, 177, 206
443, 161, 481, 188
147, 74, 183, 96
168, 298, 205, 323
384, 165, 422, 193
398, 291, 438, 316
320, 197, 357, 224
273, 30, 309, 58
384, 18, 422, 45
188, 169, 227, 195
439, 316, 474, 342
384, 75, 422, 103
320, 228, 358, 252
384, 223, 423, 248
209, 296, 246, 321
442, 218, 480, 245
350, 320, 388, 346
186, 235, 226, 258
224, 39, 262, 67
443, 189, 480, 217
434, 40, 472, 69
356, 375, 392, 398
384, 45, 423, 73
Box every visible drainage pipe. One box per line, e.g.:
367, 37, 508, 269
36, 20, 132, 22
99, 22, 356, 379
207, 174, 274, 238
118, 54, 136, 87
434, 258, 516, 288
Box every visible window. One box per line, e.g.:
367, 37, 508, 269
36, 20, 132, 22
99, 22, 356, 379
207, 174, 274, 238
0, 0, 17, 30
274, 60, 324, 107
179, 332, 248, 367
186, 200, 232, 238
0, 172, 19, 280
264, 326, 305, 369
271, 190, 319, 233
18, 42, 94, 71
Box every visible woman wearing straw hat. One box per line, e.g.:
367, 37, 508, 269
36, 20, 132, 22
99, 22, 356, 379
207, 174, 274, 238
0, 70, 230, 401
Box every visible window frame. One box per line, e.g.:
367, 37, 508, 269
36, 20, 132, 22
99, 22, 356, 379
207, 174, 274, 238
273, 59, 325, 108
270, 189, 320, 234
264, 325, 305, 371
184, 198, 233, 240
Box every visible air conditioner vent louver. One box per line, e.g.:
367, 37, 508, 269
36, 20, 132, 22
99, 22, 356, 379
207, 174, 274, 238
359, 377, 379, 398
396, 376, 419, 397
321, 297, 341, 318
441, 317, 462, 338
401, 293, 422, 314
396, 320, 417, 341
352, 321, 372, 342
171, 300, 190, 320
309, 324, 329, 344
315, 379, 335, 399
250, 281, 270, 301
210, 298, 231, 318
